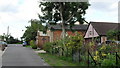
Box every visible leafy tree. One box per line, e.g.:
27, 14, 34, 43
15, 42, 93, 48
22, 19, 45, 43
107, 30, 120, 41
39, 2, 90, 39
0, 35, 5, 41
7, 35, 21, 44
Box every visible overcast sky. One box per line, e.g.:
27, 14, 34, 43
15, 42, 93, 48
0, 0, 119, 39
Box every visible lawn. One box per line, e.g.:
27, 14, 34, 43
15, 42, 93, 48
38, 53, 87, 66
24, 45, 31, 47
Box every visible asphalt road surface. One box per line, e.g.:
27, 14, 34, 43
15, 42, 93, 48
2, 44, 49, 68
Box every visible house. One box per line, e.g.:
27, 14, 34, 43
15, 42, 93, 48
36, 31, 49, 49
84, 22, 119, 43
47, 24, 88, 42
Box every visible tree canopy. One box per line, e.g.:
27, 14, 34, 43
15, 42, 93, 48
22, 19, 45, 43
39, 2, 90, 39
107, 30, 120, 41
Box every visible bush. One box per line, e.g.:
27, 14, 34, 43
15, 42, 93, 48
30, 40, 37, 49
43, 42, 53, 53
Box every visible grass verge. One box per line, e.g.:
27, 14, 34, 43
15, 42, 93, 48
24, 45, 31, 48
38, 53, 87, 66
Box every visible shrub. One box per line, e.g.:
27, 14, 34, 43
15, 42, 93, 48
101, 54, 116, 66
43, 42, 53, 53
30, 40, 37, 49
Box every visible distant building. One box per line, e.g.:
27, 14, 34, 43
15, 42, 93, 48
47, 24, 88, 42
36, 24, 88, 48
36, 31, 49, 49
84, 22, 119, 43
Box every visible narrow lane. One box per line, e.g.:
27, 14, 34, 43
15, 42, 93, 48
2, 44, 49, 67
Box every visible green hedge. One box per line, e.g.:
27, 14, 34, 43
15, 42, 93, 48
30, 40, 37, 49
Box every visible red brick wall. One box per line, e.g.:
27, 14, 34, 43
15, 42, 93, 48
53, 30, 62, 41
37, 36, 49, 49
53, 30, 86, 41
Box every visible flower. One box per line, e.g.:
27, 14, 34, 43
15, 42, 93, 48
102, 53, 107, 56
93, 56, 100, 61
95, 51, 99, 55
100, 45, 106, 50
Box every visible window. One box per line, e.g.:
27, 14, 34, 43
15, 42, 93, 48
89, 31, 92, 35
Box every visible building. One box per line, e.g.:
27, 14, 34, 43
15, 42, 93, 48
47, 24, 88, 42
84, 22, 119, 43
36, 31, 49, 49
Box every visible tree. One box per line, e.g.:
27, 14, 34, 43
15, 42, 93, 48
6, 35, 21, 44
107, 30, 120, 41
22, 19, 45, 43
39, 2, 90, 39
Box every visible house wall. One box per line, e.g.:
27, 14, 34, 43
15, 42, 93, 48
53, 30, 62, 41
47, 30, 53, 42
84, 24, 99, 38
52, 30, 86, 42
84, 24, 108, 44
37, 36, 50, 49
101, 36, 107, 43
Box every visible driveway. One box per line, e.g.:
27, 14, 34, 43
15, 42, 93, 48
2, 44, 49, 68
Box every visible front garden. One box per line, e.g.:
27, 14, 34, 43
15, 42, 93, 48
42, 33, 120, 67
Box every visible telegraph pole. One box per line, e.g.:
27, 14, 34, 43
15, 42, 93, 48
7, 26, 9, 37
6, 26, 9, 42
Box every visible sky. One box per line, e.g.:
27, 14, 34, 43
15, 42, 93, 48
0, 0, 119, 40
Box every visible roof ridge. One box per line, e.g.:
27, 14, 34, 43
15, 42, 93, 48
90, 21, 118, 24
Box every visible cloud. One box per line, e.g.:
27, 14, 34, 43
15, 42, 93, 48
0, 0, 41, 39
0, 0, 119, 39
90, 0, 118, 3
85, 0, 119, 23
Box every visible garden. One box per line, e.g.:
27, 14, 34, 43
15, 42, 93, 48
43, 33, 120, 67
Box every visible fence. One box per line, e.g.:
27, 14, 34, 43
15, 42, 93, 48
48, 44, 120, 67
116, 52, 120, 66
87, 51, 120, 67
87, 50, 97, 66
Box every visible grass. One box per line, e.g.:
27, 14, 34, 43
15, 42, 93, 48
24, 45, 31, 48
38, 53, 87, 66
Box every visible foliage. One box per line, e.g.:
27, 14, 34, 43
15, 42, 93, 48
0, 35, 5, 41
43, 42, 53, 53
0, 34, 21, 44
22, 19, 45, 43
30, 40, 37, 49
43, 32, 84, 57
39, 2, 90, 39
7, 35, 21, 44
38, 53, 87, 66
107, 30, 120, 41
25, 45, 31, 48
90, 43, 120, 66
43, 33, 120, 66
65, 33, 84, 53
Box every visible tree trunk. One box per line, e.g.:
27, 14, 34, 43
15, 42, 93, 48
59, 3, 66, 40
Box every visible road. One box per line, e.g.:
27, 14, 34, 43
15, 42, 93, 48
2, 44, 49, 68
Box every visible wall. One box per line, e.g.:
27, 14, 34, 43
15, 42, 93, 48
101, 36, 107, 43
37, 36, 50, 49
84, 24, 99, 38
52, 30, 86, 42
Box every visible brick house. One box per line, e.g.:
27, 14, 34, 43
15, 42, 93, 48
36, 31, 49, 49
47, 24, 88, 42
84, 22, 119, 43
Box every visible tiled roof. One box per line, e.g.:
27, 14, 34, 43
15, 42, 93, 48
49, 24, 88, 31
90, 22, 120, 35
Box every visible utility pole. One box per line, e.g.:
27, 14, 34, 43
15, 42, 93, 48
7, 26, 9, 37
6, 26, 9, 42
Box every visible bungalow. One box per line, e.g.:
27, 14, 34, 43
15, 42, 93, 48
47, 24, 88, 42
84, 22, 119, 43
